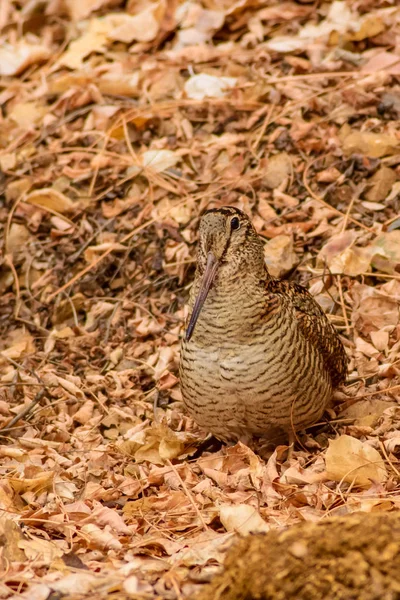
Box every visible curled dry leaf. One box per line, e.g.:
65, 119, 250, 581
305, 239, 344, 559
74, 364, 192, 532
6, 223, 31, 257
325, 435, 387, 487
56, 375, 84, 399
219, 504, 270, 535
123, 575, 154, 597
51, 573, 107, 595
340, 128, 399, 158
0, 331, 36, 364
80, 523, 122, 551
263, 153, 292, 189
107, 8, 162, 43
318, 231, 371, 276
0, 40, 50, 76
73, 399, 95, 424
18, 537, 64, 562
364, 166, 396, 203
9, 471, 54, 495
265, 1, 381, 53
184, 73, 237, 100
263, 235, 297, 278
65, 0, 118, 21
368, 231, 400, 274
25, 188, 77, 214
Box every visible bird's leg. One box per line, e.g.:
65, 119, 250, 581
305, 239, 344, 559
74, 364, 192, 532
286, 429, 295, 461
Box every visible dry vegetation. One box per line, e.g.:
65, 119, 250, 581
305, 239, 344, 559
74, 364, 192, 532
0, 0, 400, 598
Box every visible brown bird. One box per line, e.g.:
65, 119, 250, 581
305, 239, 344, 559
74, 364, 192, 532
180, 206, 347, 448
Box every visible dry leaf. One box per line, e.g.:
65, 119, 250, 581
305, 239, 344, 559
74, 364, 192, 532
365, 166, 396, 202
340, 128, 399, 158
73, 399, 95, 424
0, 40, 50, 76
9, 471, 54, 495
0, 331, 35, 363
123, 576, 153, 597
368, 231, 400, 274
19, 537, 63, 562
318, 232, 371, 276
325, 435, 387, 487
8, 101, 47, 129
80, 523, 122, 551
184, 74, 237, 100
59, 18, 109, 69
107, 9, 161, 43
263, 153, 292, 189
65, 0, 117, 21
25, 188, 76, 214
264, 235, 297, 278
6, 223, 31, 256
56, 376, 84, 399
219, 504, 270, 534
141, 149, 180, 172
51, 573, 106, 595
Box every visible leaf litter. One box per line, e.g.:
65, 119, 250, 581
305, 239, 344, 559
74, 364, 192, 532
0, 0, 400, 598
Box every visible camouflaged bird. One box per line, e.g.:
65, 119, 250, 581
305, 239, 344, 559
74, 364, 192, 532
180, 207, 348, 446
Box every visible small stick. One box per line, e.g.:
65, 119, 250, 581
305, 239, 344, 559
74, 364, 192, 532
166, 460, 208, 532
379, 440, 400, 480
0, 388, 46, 434
336, 276, 350, 336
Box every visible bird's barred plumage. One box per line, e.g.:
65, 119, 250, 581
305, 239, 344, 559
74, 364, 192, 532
180, 207, 348, 444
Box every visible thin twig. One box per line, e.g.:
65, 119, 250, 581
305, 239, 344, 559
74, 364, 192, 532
379, 440, 400, 480
166, 460, 208, 532
0, 388, 47, 434
336, 276, 350, 336
303, 158, 373, 232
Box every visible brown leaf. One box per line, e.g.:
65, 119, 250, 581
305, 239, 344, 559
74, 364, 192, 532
325, 435, 387, 487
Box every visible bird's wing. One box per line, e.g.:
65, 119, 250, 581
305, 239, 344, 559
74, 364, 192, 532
272, 280, 348, 387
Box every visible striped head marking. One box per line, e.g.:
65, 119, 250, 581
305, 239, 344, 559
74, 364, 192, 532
186, 207, 265, 340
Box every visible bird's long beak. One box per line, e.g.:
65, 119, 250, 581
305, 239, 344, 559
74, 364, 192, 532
185, 252, 219, 341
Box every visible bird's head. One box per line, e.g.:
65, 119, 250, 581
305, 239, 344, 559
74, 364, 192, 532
185, 206, 265, 341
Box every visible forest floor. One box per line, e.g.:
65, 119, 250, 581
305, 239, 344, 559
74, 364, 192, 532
0, 1, 400, 598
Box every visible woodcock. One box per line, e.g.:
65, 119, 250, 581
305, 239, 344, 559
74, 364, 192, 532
180, 207, 348, 446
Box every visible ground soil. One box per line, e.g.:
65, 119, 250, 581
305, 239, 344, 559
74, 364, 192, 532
196, 512, 400, 600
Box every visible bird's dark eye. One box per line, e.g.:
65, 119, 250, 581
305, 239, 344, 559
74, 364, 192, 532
230, 217, 240, 231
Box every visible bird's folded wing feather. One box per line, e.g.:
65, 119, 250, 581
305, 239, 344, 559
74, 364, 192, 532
276, 281, 348, 387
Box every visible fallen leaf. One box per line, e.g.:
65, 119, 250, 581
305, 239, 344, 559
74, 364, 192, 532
362, 51, 400, 75
0, 40, 50, 76
325, 435, 387, 487
123, 575, 153, 597
0, 331, 36, 363
340, 128, 399, 158
8, 101, 47, 129
9, 472, 54, 495
365, 166, 396, 202
263, 153, 292, 189
25, 188, 77, 214
19, 537, 63, 562
80, 523, 122, 551
107, 9, 161, 43
219, 504, 270, 534
264, 235, 297, 278
141, 149, 180, 173
51, 573, 106, 595
6, 223, 31, 257
184, 73, 237, 100
318, 231, 371, 276
65, 0, 117, 21
0, 515, 26, 562
59, 18, 109, 69
367, 231, 400, 274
